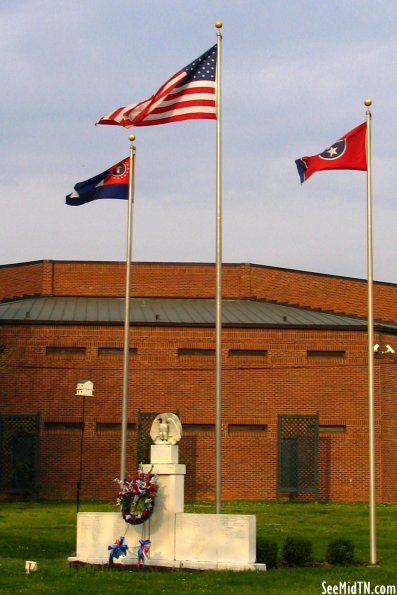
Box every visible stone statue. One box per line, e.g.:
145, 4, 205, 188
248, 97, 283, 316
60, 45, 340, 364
150, 413, 182, 445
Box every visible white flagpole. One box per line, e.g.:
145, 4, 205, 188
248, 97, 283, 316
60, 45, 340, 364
364, 98, 377, 565
215, 20, 223, 514
120, 133, 136, 481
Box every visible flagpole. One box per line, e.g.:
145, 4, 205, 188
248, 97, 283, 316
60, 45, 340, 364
120, 134, 136, 481
215, 20, 223, 514
365, 98, 377, 565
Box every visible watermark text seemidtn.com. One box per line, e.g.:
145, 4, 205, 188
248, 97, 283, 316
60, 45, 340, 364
322, 582, 396, 595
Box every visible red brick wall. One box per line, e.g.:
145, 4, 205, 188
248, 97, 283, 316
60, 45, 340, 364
2, 260, 397, 502
1, 321, 396, 502
0, 261, 47, 300
250, 265, 397, 322
378, 361, 397, 502
2, 260, 397, 323
49, 261, 250, 299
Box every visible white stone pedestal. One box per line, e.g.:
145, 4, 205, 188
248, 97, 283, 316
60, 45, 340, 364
68, 444, 266, 571
141, 445, 186, 561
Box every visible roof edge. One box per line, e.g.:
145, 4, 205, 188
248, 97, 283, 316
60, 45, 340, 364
0, 259, 395, 287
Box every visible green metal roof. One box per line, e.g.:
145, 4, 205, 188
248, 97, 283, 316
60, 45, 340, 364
1, 295, 395, 330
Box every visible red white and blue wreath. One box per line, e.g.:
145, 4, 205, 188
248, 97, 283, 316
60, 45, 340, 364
115, 465, 158, 525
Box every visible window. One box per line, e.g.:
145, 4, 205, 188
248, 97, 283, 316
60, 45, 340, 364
307, 350, 345, 360
96, 422, 136, 433
183, 424, 215, 432
46, 346, 85, 355
229, 349, 267, 357
178, 349, 215, 357
228, 424, 268, 433
319, 425, 346, 433
44, 422, 83, 432
98, 347, 137, 356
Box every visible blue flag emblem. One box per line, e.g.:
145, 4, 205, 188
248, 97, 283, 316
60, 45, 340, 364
66, 156, 129, 206
319, 139, 346, 161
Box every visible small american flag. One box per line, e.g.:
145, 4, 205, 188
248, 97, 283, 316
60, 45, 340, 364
97, 45, 217, 128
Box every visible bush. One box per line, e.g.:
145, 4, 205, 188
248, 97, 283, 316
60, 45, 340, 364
282, 536, 313, 566
326, 538, 355, 565
256, 537, 278, 568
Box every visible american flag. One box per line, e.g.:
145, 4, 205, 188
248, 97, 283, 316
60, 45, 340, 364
97, 45, 217, 128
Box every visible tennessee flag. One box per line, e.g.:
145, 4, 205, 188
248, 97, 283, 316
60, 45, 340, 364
295, 122, 367, 183
66, 157, 129, 206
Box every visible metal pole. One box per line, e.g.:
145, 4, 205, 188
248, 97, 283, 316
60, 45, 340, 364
120, 135, 136, 481
76, 394, 86, 513
364, 98, 377, 565
215, 20, 223, 514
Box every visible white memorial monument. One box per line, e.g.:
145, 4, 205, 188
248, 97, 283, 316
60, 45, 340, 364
68, 413, 266, 571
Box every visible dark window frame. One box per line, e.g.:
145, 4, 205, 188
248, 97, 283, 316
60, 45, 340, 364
319, 425, 346, 433
228, 424, 268, 433
229, 349, 268, 357
98, 347, 137, 356
178, 348, 215, 357
183, 424, 215, 432
44, 421, 83, 431
307, 350, 346, 360
46, 346, 86, 355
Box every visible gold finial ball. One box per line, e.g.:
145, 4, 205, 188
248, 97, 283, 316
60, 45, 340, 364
215, 20, 223, 29
364, 98, 372, 107
128, 133, 136, 142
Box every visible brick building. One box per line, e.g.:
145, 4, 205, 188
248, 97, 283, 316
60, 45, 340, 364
1, 260, 397, 502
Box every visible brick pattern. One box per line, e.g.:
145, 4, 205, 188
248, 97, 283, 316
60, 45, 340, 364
2, 260, 397, 323
1, 319, 397, 502
249, 265, 397, 322
1, 260, 397, 502
0, 261, 46, 301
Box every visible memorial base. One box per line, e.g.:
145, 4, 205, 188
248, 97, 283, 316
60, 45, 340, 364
68, 443, 266, 572
68, 511, 266, 571
68, 556, 266, 572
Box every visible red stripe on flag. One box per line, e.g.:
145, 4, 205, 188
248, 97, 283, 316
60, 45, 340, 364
151, 99, 216, 115
136, 112, 216, 126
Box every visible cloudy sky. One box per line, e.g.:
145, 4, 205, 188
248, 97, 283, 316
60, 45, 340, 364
1, 1, 397, 283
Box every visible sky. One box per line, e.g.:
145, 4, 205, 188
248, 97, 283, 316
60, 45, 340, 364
1, 1, 397, 283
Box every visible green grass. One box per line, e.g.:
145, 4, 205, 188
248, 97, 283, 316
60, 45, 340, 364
0, 500, 396, 594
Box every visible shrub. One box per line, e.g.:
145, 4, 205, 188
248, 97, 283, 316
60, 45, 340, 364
256, 537, 278, 568
326, 538, 355, 565
282, 536, 313, 566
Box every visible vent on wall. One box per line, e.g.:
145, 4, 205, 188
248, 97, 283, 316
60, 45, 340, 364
44, 422, 83, 431
307, 350, 345, 360
96, 422, 136, 432
46, 347, 86, 355
178, 349, 215, 356
98, 347, 137, 356
229, 349, 268, 357
183, 424, 215, 432
228, 424, 268, 433
319, 425, 346, 433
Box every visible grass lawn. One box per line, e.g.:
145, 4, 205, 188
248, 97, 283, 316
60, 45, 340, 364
0, 500, 396, 594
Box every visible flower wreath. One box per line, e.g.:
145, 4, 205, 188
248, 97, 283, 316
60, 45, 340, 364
116, 465, 157, 525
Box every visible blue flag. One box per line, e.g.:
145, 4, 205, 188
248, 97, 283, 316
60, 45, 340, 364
66, 156, 129, 206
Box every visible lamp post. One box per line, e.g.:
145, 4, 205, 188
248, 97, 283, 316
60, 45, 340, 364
75, 380, 94, 513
